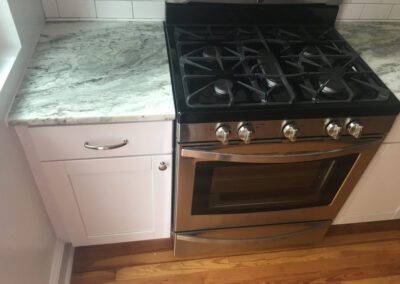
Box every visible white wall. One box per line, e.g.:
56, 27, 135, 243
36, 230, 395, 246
40, 0, 400, 20
0, 0, 57, 283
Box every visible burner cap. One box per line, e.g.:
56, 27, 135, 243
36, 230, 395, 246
214, 79, 233, 97
319, 67, 347, 96
266, 78, 281, 88
203, 46, 222, 58
302, 46, 318, 57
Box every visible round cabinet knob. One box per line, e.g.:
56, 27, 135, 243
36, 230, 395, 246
282, 123, 299, 142
158, 162, 168, 171
347, 121, 363, 139
215, 125, 230, 145
238, 124, 254, 144
326, 121, 342, 140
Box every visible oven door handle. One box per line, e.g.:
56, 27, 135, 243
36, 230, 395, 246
181, 139, 381, 163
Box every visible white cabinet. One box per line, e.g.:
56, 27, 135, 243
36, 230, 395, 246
15, 121, 173, 246
42, 155, 172, 246
334, 143, 400, 224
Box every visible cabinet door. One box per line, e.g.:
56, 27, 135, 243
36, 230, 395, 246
42, 155, 172, 246
334, 144, 400, 224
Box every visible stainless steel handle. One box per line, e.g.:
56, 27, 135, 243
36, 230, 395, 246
181, 139, 381, 163
176, 222, 325, 245
84, 139, 128, 151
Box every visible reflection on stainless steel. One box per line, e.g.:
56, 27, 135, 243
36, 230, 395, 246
282, 123, 299, 142
174, 221, 331, 257
172, 116, 395, 257
180, 138, 380, 163
237, 123, 254, 144
174, 136, 381, 232
167, 0, 398, 257
347, 121, 364, 139
177, 116, 395, 143
326, 121, 343, 140
83, 139, 128, 151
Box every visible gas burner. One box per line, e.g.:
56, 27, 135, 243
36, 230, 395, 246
214, 79, 233, 97
302, 46, 319, 57
172, 25, 392, 108
203, 46, 222, 58
319, 67, 346, 96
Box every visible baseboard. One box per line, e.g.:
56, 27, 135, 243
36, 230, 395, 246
48, 240, 75, 284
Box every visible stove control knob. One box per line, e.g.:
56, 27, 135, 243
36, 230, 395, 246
282, 123, 299, 142
326, 122, 342, 140
347, 121, 363, 139
238, 124, 254, 144
215, 125, 230, 145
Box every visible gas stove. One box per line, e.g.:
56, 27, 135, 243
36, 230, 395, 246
165, 1, 400, 125
166, 0, 400, 258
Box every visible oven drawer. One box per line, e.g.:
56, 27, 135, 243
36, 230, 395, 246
28, 121, 173, 161
174, 220, 331, 257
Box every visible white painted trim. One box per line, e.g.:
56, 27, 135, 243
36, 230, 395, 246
60, 245, 75, 284
48, 240, 66, 284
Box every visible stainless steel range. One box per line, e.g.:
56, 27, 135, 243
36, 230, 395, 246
164, 0, 400, 257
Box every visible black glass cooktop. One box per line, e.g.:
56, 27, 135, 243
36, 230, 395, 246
165, 3, 400, 123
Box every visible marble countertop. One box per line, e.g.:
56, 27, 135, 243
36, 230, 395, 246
8, 21, 175, 126
7, 21, 400, 126
337, 22, 400, 100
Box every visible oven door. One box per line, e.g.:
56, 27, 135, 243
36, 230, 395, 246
174, 137, 382, 232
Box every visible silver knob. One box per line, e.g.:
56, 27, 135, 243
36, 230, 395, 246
215, 125, 230, 145
282, 123, 299, 142
158, 162, 167, 171
347, 121, 363, 139
326, 122, 342, 140
238, 124, 254, 144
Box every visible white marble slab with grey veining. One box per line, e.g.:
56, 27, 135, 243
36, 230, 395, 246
337, 22, 400, 100
8, 21, 175, 126
7, 21, 400, 126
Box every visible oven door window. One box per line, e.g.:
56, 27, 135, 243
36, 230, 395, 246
192, 154, 358, 215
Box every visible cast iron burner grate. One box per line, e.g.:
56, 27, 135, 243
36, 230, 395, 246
174, 25, 391, 108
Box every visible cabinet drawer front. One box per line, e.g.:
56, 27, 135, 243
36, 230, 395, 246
29, 121, 173, 161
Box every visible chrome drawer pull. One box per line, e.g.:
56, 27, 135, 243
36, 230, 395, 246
84, 139, 128, 150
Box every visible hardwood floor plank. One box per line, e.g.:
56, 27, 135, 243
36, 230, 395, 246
71, 229, 400, 274
71, 220, 400, 284
112, 240, 400, 282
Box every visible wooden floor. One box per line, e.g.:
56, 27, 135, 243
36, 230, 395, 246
71, 220, 400, 284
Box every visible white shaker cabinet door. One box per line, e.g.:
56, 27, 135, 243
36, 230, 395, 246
42, 155, 172, 246
334, 144, 400, 224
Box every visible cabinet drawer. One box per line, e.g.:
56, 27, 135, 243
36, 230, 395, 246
29, 121, 173, 161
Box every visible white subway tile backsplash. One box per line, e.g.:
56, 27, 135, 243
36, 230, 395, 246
41, 0, 400, 21
96, 0, 133, 19
382, 0, 400, 4
57, 0, 96, 18
338, 4, 364, 19
41, 0, 59, 18
132, 1, 165, 19
360, 4, 393, 19
389, 4, 400, 19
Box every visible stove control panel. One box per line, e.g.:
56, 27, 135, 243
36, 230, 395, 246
238, 123, 254, 144
179, 116, 392, 144
347, 121, 364, 139
326, 121, 343, 140
215, 125, 231, 145
282, 123, 299, 142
